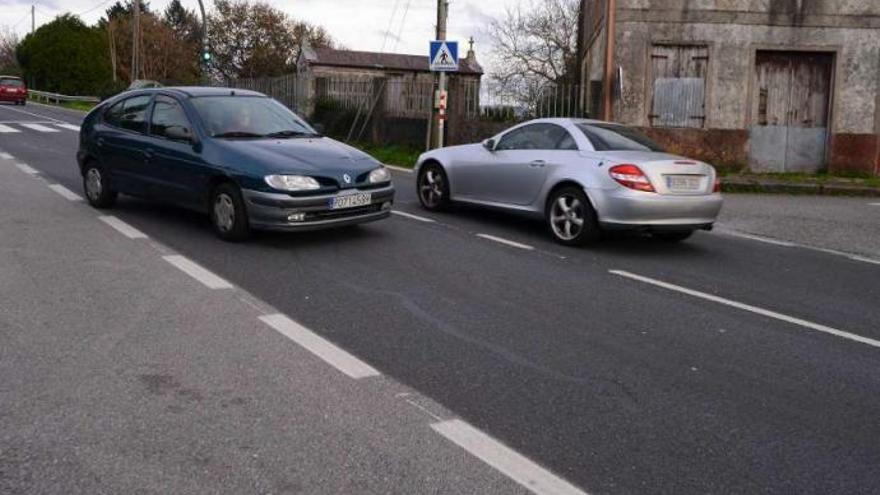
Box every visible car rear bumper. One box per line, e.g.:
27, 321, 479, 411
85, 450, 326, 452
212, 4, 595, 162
242, 185, 395, 232
0, 94, 26, 102
590, 188, 723, 231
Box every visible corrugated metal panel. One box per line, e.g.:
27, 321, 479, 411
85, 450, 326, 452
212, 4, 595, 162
649, 45, 708, 128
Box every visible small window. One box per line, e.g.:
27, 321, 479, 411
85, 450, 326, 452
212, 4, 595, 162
576, 124, 665, 152
0, 77, 23, 87
649, 44, 708, 128
103, 100, 126, 127
496, 124, 577, 151
119, 95, 152, 134
150, 95, 191, 140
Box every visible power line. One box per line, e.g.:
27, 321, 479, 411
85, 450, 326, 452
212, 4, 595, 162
391, 0, 412, 52
380, 0, 401, 52
76, 0, 117, 17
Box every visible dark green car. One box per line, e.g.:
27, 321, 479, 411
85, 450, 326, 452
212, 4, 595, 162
76, 87, 394, 241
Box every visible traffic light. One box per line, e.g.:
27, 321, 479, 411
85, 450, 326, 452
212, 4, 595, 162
202, 51, 212, 63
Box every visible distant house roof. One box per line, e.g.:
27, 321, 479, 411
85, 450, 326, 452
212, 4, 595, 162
304, 47, 483, 76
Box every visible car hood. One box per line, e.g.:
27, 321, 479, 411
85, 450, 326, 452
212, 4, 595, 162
216, 136, 382, 179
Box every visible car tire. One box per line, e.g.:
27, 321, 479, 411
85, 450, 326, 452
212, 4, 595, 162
210, 182, 251, 242
82, 162, 118, 209
653, 231, 694, 243
417, 162, 451, 211
546, 186, 601, 246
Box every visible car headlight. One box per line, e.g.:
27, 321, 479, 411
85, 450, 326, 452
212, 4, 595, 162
368, 167, 391, 184
265, 174, 321, 191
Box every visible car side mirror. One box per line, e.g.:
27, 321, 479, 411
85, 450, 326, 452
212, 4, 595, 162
483, 138, 496, 151
165, 125, 194, 143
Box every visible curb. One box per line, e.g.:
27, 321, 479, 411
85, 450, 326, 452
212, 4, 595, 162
722, 180, 880, 197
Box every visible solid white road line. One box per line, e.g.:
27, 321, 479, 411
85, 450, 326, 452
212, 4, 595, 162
0, 124, 20, 133
55, 123, 80, 132
259, 313, 381, 379
850, 255, 880, 266
391, 210, 436, 223
869, 202, 880, 206
610, 270, 880, 349
15, 163, 39, 175
0, 152, 13, 160
48, 184, 82, 201
385, 164, 413, 173
717, 230, 796, 247
99, 216, 147, 239
0, 104, 66, 123
20, 123, 59, 133
431, 419, 588, 495
162, 255, 233, 289
476, 233, 535, 251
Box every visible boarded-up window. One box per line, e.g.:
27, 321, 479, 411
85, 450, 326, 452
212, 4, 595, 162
649, 45, 708, 128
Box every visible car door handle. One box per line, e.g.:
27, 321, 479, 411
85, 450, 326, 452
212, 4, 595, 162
142, 149, 154, 161
96, 137, 105, 148
530, 160, 546, 167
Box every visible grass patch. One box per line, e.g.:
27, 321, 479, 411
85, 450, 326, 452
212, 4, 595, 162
727, 171, 880, 188
28, 97, 96, 112
352, 142, 421, 168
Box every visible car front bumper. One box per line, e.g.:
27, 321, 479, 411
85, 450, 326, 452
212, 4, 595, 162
589, 188, 723, 231
242, 184, 395, 232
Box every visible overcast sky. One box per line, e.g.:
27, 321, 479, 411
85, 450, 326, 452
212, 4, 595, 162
0, 0, 508, 64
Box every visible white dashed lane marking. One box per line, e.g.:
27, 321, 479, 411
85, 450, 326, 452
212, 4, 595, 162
0, 124, 20, 133
391, 210, 436, 223
476, 233, 535, 251
20, 123, 60, 133
259, 313, 381, 379
99, 216, 148, 239
163, 255, 233, 289
0, 152, 13, 160
55, 123, 81, 132
431, 419, 588, 495
47, 184, 82, 201
610, 269, 880, 350
15, 163, 39, 175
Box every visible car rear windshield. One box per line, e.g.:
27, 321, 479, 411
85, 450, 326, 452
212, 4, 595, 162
0, 78, 23, 87
575, 124, 665, 152
190, 95, 317, 138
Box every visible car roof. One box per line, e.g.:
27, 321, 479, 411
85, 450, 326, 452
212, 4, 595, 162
520, 117, 624, 126
0, 75, 22, 79
122, 86, 266, 98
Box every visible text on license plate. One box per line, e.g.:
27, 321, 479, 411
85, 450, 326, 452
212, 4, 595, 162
329, 193, 371, 209
666, 175, 703, 191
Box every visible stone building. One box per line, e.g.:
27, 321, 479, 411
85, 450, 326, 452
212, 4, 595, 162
577, 0, 880, 175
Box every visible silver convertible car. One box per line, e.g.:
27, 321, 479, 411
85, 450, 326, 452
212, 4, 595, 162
414, 118, 723, 245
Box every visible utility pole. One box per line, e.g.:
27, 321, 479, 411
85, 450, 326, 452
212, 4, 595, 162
131, 0, 140, 82
432, 0, 448, 149
196, 0, 208, 83
31, 5, 34, 35
602, 0, 616, 121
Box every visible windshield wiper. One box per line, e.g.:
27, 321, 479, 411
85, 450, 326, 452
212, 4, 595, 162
266, 129, 321, 138
212, 131, 266, 138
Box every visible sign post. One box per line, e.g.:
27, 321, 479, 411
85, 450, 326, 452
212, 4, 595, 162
429, 40, 459, 149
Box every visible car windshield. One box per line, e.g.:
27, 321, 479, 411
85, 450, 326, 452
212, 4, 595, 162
0, 78, 23, 87
191, 95, 318, 139
576, 123, 665, 152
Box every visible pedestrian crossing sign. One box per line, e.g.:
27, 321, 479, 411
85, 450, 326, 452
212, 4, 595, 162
429, 41, 459, 72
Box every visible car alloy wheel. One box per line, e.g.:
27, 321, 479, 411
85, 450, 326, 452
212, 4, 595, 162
546, 186, 600, 246
417, 164, 450, 211
213, 193, 236, 233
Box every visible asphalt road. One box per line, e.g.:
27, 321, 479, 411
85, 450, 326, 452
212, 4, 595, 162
2, 101, 879, 494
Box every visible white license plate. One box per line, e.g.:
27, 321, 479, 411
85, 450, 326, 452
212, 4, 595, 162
329, 192, 371, 210
666, 176, 703, 191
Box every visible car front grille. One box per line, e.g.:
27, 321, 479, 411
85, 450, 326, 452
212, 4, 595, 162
305, 204, 383, 221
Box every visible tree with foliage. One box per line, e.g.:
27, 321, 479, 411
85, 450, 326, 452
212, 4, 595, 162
16, 14, 111, 95
164, 0, 202, 46
486, 0, 580, 111
0, 28, 21, 75
207, 0, 332, 81
107, 12, 200, 85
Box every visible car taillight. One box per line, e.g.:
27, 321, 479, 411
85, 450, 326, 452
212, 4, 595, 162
713, 177, 722, 193
609, 164, 655, 192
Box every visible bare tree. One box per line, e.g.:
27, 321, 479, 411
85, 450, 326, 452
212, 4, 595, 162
0, 28, 21, 75
486, 0, 580, 113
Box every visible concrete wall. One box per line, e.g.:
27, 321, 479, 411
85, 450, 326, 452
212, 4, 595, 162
581, 0, 880, 173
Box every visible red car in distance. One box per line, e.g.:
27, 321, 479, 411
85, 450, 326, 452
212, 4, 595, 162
0, 76, 27, 105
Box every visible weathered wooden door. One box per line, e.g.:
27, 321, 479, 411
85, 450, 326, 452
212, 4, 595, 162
649, 45, 709, 128
749, 51, 833, 172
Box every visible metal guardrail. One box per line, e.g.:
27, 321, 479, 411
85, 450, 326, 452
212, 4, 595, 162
28, 89, 100, 105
